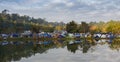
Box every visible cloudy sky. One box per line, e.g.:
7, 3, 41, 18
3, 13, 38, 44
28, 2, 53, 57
0, 0, 120, 23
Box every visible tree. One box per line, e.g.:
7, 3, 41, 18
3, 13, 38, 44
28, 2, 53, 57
106, 20, 120, 34
55, 25, 62, 31
0, 9, 65, 33
89, 25, 98, 33
66, 21, 78, 33
2, 9, 9, 14
78, 22, 89, 33
89, 21, 107, 33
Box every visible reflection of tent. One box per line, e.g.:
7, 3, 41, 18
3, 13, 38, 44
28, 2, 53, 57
11, 33, 19, 37
116, 34, 120, 38
58, 34, 65, 38
74, 40, 81, 43
1, 34, 8, 37
21, 31, 33, 37
1, 34, 8, 39
69, 41, 74, 45
39, 33, 52, 38
101, 34, 107, 38
94, 35, 99, 38
68, 33, 74, 38
27, 41, 33, 45
13, 41, 20, 45
1, 41, 9, 45
108, 35, 115, 39
43, 41, 51, 45
37, 41, 52, 45
74, 33, 81, 38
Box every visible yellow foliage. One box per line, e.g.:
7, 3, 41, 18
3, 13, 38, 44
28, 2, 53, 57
106, 21, 120, 33
55, 26, 62, 31
48, 24, 53, 27
90, 25, 97, 31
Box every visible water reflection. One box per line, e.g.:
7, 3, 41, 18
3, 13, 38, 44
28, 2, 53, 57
0, 39, 120, 62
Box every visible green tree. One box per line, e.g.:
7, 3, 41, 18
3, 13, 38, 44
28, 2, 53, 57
0, 9, 65, 33
66, 21, 78, 33
78, 22, 89, 33
2, 9, 9, 14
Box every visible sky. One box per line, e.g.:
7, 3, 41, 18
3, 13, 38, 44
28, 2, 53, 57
0, 0, 120, 23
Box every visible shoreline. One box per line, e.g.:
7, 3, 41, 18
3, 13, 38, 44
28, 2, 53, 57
0, 37, 119, 41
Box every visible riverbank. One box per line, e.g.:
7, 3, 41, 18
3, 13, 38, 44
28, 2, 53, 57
0, 37, 119, 41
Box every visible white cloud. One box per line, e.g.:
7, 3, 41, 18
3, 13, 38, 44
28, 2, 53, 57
0, 0, 120, 23
52, 0, 64, 3
66, 2, 74, 7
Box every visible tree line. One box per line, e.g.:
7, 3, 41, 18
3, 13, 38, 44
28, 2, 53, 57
0, 9, 65, 33
0, 9, 120, 34
66, 20, 120, 34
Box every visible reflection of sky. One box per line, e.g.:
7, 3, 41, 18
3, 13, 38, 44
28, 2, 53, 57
16, 43, 120, 62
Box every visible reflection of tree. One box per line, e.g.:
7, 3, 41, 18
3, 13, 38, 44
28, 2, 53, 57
0, 41, 56, 62
53, 40, 63, 48
67, 43, 79, 53
109, 39, 120, 51
81, 39, 91, 53
66, 39, 96, 53
1, 39, 116, 62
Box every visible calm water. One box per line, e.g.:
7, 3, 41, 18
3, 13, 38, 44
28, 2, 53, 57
0, 39, 120, 62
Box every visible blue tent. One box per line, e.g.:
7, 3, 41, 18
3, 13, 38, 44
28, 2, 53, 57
58, 34, 65, 38
40, 33, 52, 38
11, 33, 19, 37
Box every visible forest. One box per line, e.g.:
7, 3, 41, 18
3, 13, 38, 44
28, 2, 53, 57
0, 9, 65, 33
66, 20, 120, 34
0, 9, 120, 34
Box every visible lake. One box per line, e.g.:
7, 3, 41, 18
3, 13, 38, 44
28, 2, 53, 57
0, 39, 120, 62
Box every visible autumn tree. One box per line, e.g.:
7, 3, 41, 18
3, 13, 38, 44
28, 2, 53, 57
106, 20, 120, 34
